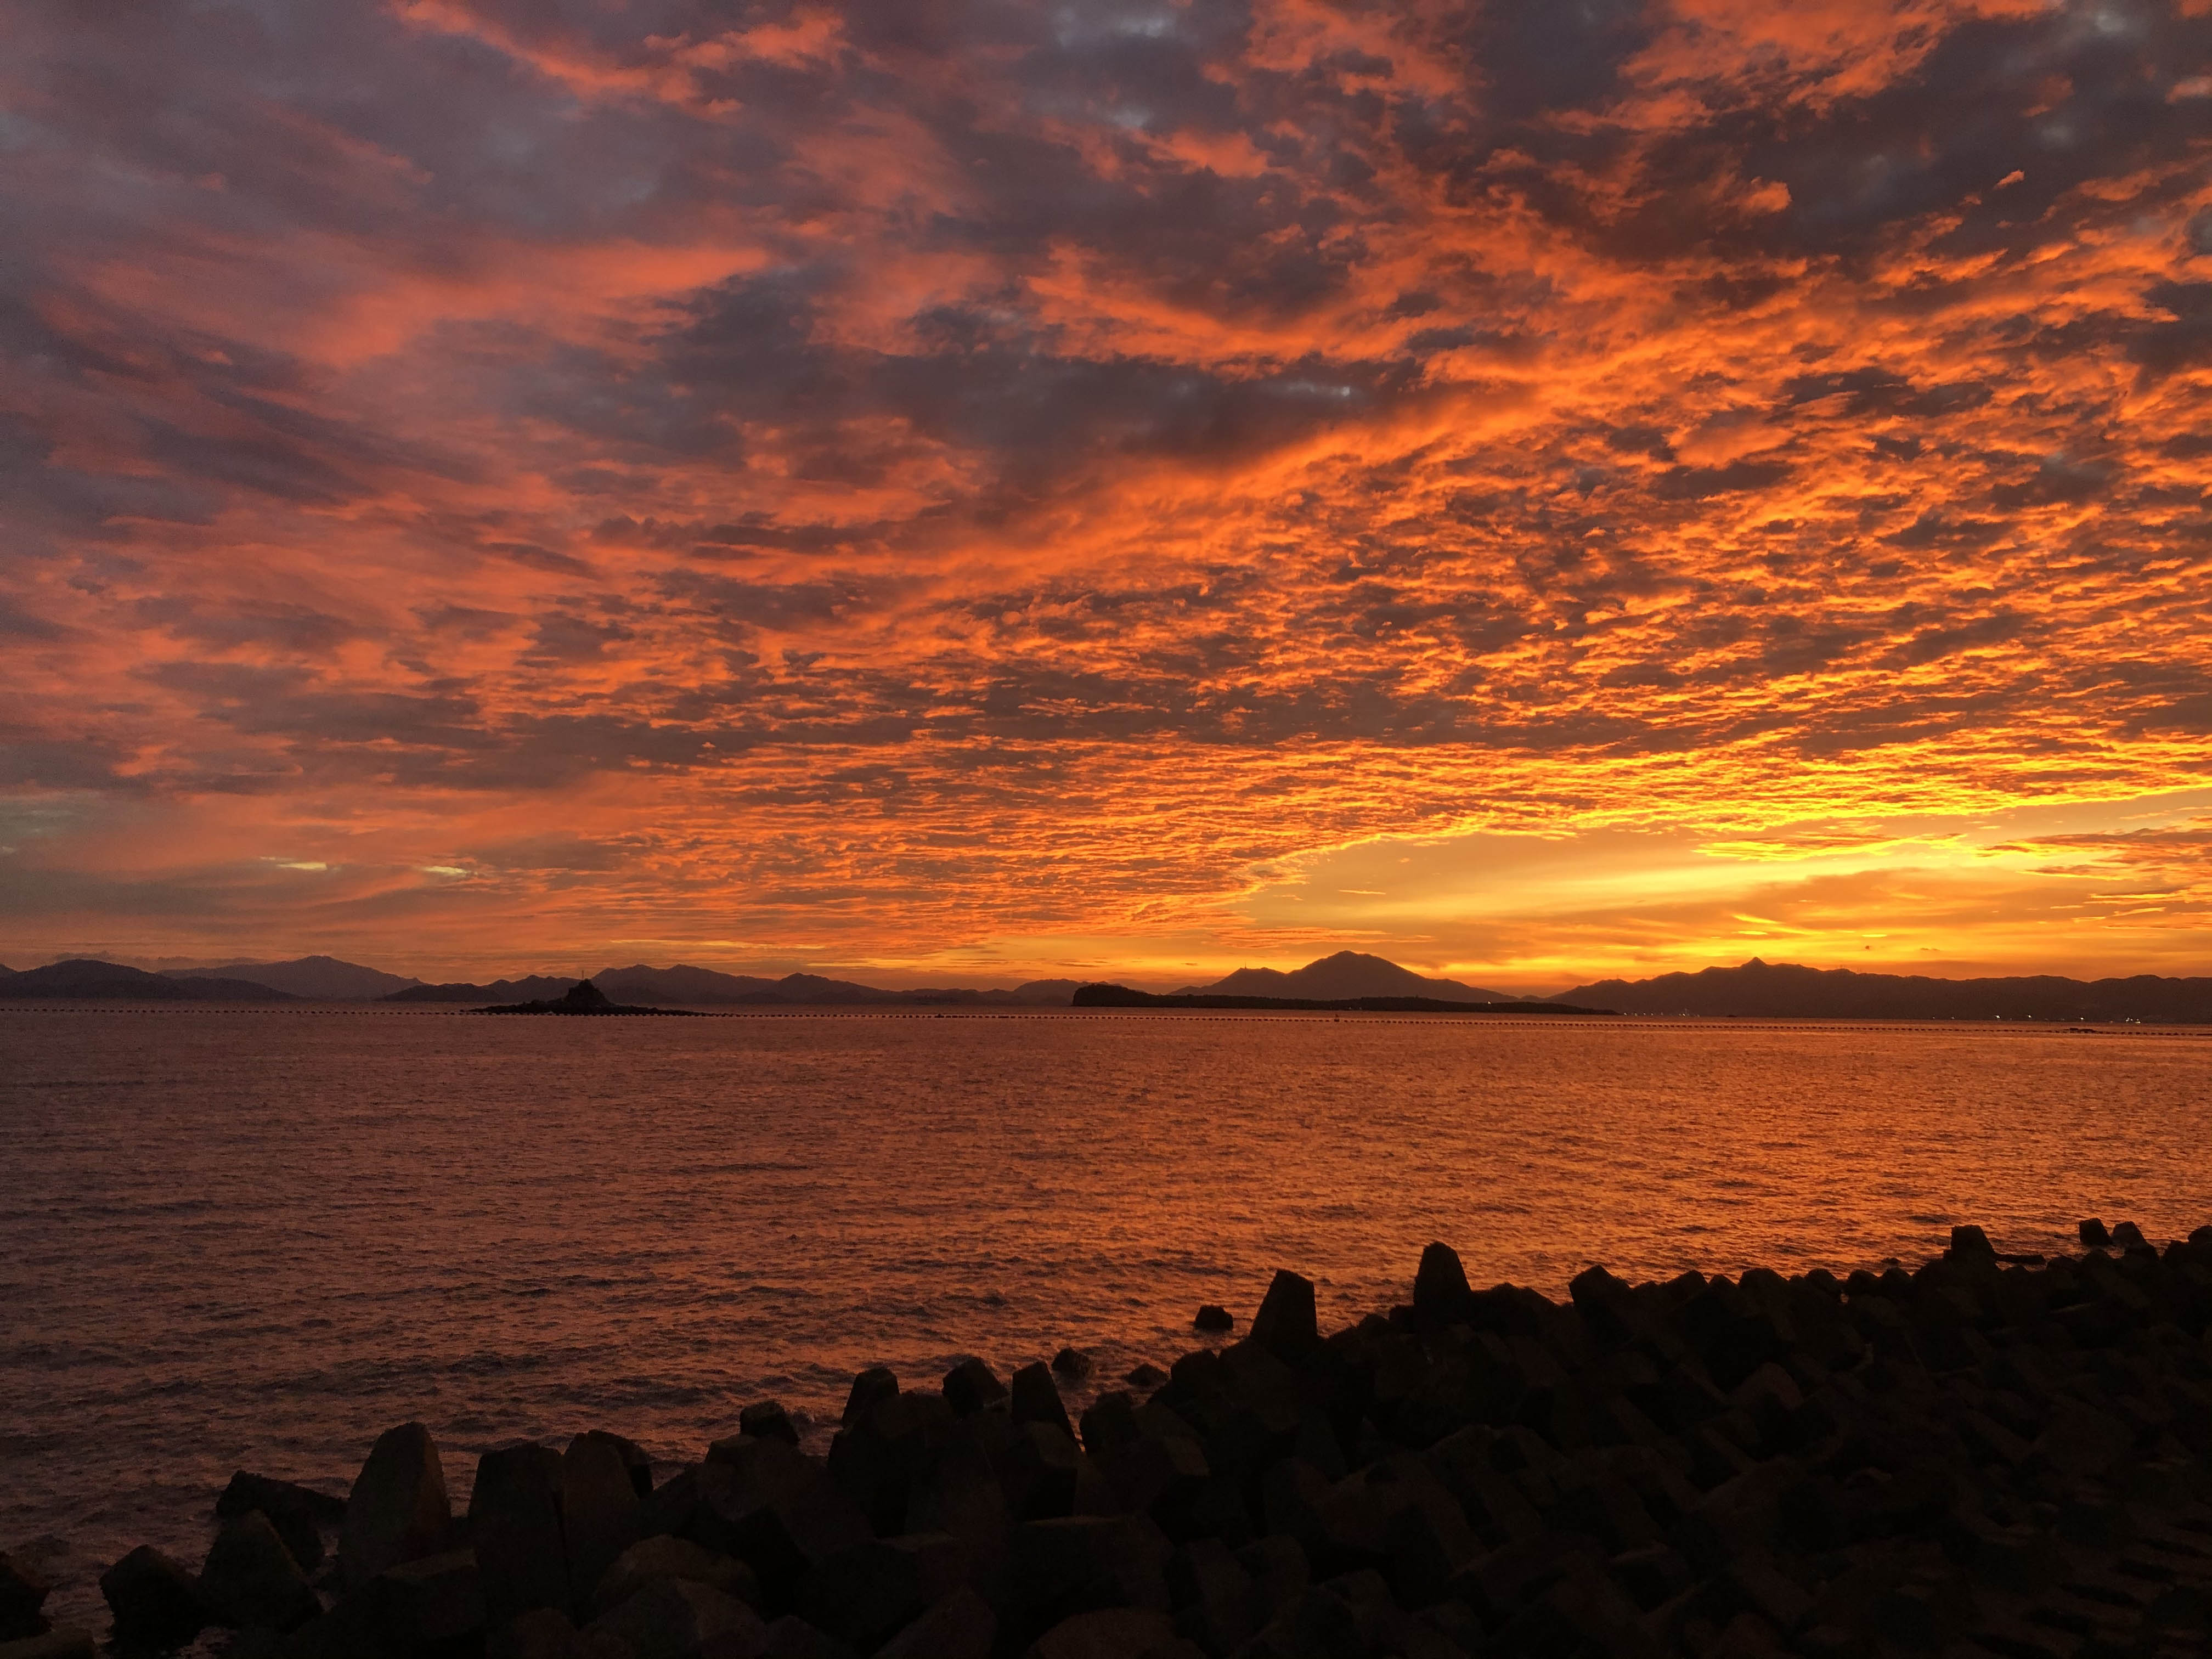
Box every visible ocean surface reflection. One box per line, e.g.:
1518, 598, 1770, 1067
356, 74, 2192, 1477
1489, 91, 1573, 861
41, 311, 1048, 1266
4, 1008, 2208, 1626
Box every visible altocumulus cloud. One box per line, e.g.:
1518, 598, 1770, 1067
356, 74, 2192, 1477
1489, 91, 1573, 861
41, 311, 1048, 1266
0, 0, 2208, 977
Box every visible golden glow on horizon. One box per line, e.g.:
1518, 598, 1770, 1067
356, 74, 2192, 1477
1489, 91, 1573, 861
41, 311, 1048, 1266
1, 0, 2209, 985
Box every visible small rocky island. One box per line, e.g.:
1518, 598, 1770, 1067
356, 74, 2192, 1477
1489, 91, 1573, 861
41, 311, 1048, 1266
477, 981, 702, 1017
27, 1218, 2212, 1659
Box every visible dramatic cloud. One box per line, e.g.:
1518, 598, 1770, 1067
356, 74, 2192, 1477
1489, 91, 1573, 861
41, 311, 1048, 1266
2, 0, 2208, 982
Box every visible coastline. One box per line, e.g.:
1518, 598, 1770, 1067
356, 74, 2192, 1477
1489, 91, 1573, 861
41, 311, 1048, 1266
28, 1222, 2212, 1659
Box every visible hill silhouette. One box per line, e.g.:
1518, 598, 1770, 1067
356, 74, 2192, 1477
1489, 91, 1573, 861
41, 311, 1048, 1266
385, 974, 582, 1004
586, 964, 1080, 1007
1182, 950, 1520, 1003
0, 959, 300, 1002
1549, 957, 2212, 1021
165, 955, 420, 999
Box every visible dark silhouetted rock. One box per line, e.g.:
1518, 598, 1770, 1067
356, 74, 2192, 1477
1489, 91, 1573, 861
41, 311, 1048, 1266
0, 1551, 51, 1640
1009, 1514, 1171, 1640
873, 1583, 993, 1659
0, 1629, 93, 1659
1009, 1363, 1075, 1441
584, 1430, 656, 1499
2079, 1216, 2111, 1246
200, 1510, 320, 1630
741, 1402, 800, 1447
563, 1432, 644, 1605
359, 1547, 485, 1654
1948, 1223, 1994, 1256
1193, 1305, 1233, 1333
1005, 1419, 1093, 1521
692, 1436, 871, 1612
1413, 1244, 1473, 1325
942, 1358, 1007, 1417
763, 1613, 859, 1659
1250, 1271, 1320, 1361
594, 1536, 759, 1617
1026, 1605, 1177, 1659
842, 1368, 898, 1426
1079, 1393, 1138, 1460
338, 1422, 452, 1591
901, 1417, 1011, 1573
486, 1606, 589, 1659
1050, 1348, 1093, 1381
640, 1466, 701, 1541
795, 1532, 966, 1650
826, 1389, 956, 1538
216, 1472, 340, 1572
2113, 1220, 2147, 1248
588, 1575, 768, 1659
99, 1546, 206, 1646
1124, 1362, 1168, 1391
471, 1442, 569, 1626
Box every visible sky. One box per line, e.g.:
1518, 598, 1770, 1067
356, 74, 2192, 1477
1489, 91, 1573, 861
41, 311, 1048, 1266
2, 0, 2209, 990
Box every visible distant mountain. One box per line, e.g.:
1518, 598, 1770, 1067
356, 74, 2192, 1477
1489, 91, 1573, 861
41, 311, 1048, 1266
1548, 958, 2212, 1022
592, 963, 781, 1003
0, 958, 301, 1002
1077, 984, 1612, 1015
1182, 951, 1520, 1004
384, 975, 581, 1004
592, 963, 1080, 1006
165, 955, 421, 1000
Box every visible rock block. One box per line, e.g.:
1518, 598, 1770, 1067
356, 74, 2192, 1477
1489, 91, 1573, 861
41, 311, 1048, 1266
1051, 1348, 1094, 1382
1010, 1514, 1172, 1637
201, 1509, 322, 1630
760, 1615, 858, 1659
0, 1632, 92, 1659
1024, 1606, 1177, 1659
337, 1422, 452, 1591
827, 1389, 953, 1538
943, 1358, 1008, 1417
1010, 1362, 1075, 1440
1250, 1272, 1320, 1362
0, 1553, 50, 1641
1414, 1244, 1474, 1328
691, 1437, 871, 1611
99, 1545, 206, 1647
217, 1472, 338, 1572
1166, 1537, 1257, 1652
359, 1547, 484, 1655
795, 1532, 966, 1650
1950, 1224, 1995, 1257
873, 1583, 993, 1659
588, 1576, 768, 1659
595, 1535, 761, 1617
1194, 1305, 1234, 1334
471, 1441, 570, 1626
565, 1431, 645, 1604
740, 1403, 800, 1448
842, 1368, 898, 1427
583, 1429, 656, 1499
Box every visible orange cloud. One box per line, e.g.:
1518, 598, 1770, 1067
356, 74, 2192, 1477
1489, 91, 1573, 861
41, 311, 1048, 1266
2, 0, 2209, 981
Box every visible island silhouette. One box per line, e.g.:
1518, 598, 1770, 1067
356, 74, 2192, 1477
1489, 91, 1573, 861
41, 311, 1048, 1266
6, 950, 2212, 1021
476, 980, 701, 1017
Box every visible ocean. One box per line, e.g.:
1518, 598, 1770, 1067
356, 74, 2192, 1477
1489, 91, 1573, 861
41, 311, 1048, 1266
4, 1006, 2209, 1632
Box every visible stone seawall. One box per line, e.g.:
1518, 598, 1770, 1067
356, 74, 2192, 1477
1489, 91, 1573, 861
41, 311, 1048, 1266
13, 1217, 2212, 1659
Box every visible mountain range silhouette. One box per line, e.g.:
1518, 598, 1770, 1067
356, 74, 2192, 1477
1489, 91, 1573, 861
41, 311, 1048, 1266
4, 951, 2210, 1020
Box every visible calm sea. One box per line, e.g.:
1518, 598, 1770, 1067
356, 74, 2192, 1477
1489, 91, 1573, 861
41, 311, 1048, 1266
5, 1007, 2210, 1630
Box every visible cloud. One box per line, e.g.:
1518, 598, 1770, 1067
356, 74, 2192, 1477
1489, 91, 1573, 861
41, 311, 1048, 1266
1, 0, 2209, 974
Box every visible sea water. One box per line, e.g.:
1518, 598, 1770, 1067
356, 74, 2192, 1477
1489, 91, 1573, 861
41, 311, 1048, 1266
4, 1006, 2209, 1629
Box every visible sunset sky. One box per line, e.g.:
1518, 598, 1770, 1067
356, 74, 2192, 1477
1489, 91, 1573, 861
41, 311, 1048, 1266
3, 0, 2209, 989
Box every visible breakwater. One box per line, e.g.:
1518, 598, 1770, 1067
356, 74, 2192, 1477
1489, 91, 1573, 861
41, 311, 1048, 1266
13, 1218, 2212, 1659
